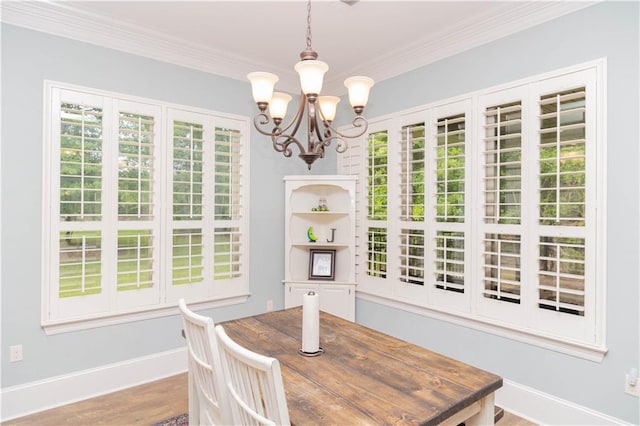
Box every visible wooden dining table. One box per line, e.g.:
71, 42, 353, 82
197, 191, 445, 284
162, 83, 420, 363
219, 307, 502, 425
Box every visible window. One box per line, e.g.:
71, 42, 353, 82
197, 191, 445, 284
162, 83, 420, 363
43, 82, 250, 331
344, 61, 605, 358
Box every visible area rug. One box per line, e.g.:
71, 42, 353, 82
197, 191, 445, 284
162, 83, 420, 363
151, 413, 188, 426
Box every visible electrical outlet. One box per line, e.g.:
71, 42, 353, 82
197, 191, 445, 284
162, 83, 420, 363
10, 344, 23, 362
625, 374, 640, 397
266, 299, 274, 312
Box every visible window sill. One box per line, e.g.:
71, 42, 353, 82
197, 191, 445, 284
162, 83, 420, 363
42, 294, 249, 335
356, 291, 607, 362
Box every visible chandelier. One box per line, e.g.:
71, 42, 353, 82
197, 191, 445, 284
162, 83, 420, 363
247, 0, 374, 170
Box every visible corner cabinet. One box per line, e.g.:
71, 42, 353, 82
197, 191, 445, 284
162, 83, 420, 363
284, 175, 356, 322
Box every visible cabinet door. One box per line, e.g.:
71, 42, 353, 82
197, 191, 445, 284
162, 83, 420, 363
284, 283, 318, 309
319, 285, 355, 322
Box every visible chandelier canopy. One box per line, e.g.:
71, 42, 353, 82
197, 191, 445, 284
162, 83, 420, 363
247, 0, 374, 170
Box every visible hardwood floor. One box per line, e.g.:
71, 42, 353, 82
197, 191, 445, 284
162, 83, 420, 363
4, 373, 537, 425
3, 375, 188, 426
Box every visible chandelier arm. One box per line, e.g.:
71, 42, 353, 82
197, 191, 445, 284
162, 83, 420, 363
252, 111, 307, 159
317, 134, 348, 153
322, 115, 369, 139
272, 133, 306, 157
252, 113, 282, 137
275, 93, 308, 138
310, 102, 325, 147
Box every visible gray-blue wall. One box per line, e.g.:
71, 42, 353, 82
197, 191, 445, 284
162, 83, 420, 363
0, 22, 331, 387
1, 1, 638, 423
356, 2, 639, 423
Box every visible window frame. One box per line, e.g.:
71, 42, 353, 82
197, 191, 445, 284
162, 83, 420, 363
41, 81, 250, 334
341, 60, 607, 361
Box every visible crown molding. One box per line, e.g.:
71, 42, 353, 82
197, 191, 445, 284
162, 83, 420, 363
0, 0, 298, 92
1, 1, 597, 95
333, 1, 598, 89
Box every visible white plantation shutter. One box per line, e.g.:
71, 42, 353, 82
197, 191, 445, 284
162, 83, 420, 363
532, 72, 596, 343
483, 233, 521, 303
117, 111, 155, 221
367, 129, 389, 280
44, 82, 249, 327
434, 231, 465, 292
345, 62, 603, 352
59, 102, 104, 221
400, 122, 426, 221
477, 71, 597, 343
538, 236, 585, 315
358, 119, 392, 296
337, 134, 364, 279
399, 229, 424, 285
537, 87, 588, 316
435, 114, 465, 223
213, 125, 244, 282
428, 101, 471, 310
168, 113, 207, 300
214, 227, 241, 280
166, 112, 249, 302
538, 88, 587, 226
367, 130, 388, 221
483, 102, 522, 225
116, 230, 154, 291
172, 119, 204, 221
476, 86, 529, 324
58, 98, 104, 287
172, 228, 204, 286
59, 230, 102, 298
337, 134, 364, 176
396, 114, 427, 300
366, 227, 387, 278
213, 127, 242, 221
51, 90, 108, 319
113, 101, 162, 309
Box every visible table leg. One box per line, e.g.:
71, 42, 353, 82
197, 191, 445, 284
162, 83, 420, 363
465, 392, 495, 425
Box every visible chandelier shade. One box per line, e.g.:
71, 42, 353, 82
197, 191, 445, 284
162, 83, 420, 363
318, 96, 340, 122
247, 0, 374, 169
269, 92, 293, 120
344, 76, 374, 111
294, 60, 329, 96
247, 72, 279, 106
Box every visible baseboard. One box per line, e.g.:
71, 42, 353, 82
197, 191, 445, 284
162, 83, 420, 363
0, 347, 187, 422
496, 378, 632, 425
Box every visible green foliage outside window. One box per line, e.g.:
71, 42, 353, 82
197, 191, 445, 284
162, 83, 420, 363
173, 121, 204, 220
368, 131, 388, 221
59, 104, 103, 220
401, 124, 425, 221
436, 114, 465, 222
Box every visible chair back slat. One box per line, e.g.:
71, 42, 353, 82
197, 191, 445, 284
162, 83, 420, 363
215, 324, 290, 426
179, 299, 230, 425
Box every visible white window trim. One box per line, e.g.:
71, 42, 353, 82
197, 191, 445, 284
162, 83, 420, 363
346, 59, 607, 362
41, 81, 250, 334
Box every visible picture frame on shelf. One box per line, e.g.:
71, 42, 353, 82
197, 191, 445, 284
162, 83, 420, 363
309, 249, 336, 281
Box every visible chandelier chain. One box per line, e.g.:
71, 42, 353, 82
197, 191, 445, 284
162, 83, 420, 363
306, 0, 312, 50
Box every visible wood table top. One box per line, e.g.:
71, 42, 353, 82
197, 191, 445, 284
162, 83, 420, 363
220, 307, 502, 425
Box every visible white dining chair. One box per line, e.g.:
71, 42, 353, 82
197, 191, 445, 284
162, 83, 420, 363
214, 324, 291, 426
178, 299, 230, 425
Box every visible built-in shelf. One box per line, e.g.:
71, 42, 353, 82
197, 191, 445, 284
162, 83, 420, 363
283, 175, 357, 321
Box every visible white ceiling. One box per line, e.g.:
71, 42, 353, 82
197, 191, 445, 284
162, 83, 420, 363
1, 0, 596, 94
